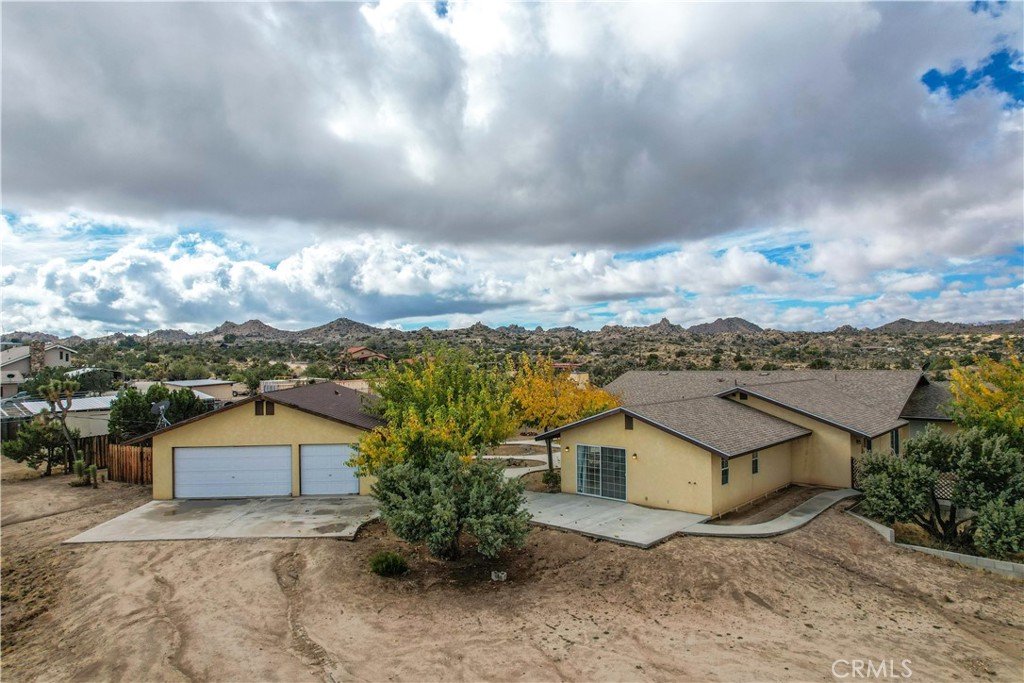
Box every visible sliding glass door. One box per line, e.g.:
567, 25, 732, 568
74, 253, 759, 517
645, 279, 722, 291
576, 444, 626, 501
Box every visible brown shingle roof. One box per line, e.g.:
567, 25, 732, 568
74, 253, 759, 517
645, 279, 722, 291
264, 382, 383, 431
536, 397, 811, 458
125, 382, 382, 444
605, 370, 921, 437
900, 380, 953, 421
728, 379, 906, 438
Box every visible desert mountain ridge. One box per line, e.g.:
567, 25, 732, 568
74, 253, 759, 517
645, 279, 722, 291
3, 316, 1022, 347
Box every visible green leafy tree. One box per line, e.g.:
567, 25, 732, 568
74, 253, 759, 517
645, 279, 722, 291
354, 346, 518, 474
3, 417, 68, 476
949, 352, 1024, 451
77, 369, 116, 394
108, 388, 156, 442
20, 366, 68, 396
166, 358, 210, 381
166, 387, 208, 424
373, 451, 530, 560
859, 426, 1024, 548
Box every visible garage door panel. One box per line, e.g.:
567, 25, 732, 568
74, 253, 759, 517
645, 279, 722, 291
174, 445, 292, 498
300, 444, 358, 495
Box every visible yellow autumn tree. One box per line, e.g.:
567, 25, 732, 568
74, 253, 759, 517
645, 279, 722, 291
510, 353, 620, 437
949, 350, 1024, 450
351, 346, 519, 475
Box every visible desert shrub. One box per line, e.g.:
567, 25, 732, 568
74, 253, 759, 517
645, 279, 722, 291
973, 498, 1024, 560
374, 451, 531, 560
369, 550, 409, 577
542, 469, 561, 492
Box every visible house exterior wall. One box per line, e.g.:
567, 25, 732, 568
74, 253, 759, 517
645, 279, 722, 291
166, 382, 236, 402
43, 347, 74, 368
558, 414, 716, 515
152, 402, 370, 500
907, 420, 957, 439
711, 441, 794, 516
2, 357, 31, 376
66, 411, 111, 438
729, 395, 853, 488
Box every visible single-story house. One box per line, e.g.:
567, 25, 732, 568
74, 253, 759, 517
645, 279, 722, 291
537, 370, 954, 517
164, 379, 241, 402
1, 394, 118, 438
132, 382, 383, 500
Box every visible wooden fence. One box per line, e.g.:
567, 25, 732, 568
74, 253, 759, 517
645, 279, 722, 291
76, 434, 110, 468
107, 444, 153, 485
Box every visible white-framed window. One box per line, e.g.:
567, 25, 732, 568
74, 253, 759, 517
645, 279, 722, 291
890, 429, 900, 454
752, 451, 759, 475
721, 458, 730, 485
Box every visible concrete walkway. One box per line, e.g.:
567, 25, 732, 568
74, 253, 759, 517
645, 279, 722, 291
681, 488, 861, 538
523, 488, 861, 547
525, 491, 709, 548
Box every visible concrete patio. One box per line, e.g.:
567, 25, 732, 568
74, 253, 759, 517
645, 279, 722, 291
65, 496, 379, 543
524, 491, 709, 548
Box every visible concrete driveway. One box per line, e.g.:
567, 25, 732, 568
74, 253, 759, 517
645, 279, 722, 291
525, 491, 708, 548
65, 496, 379, 543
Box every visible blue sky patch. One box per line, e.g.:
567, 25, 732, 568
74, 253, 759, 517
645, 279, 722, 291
922, 48, 1023, 104
612, 245, 679, 262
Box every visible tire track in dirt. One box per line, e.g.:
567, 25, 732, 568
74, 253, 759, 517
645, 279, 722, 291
150, 573, 199, 682
771, 534, 1023, 667
273, 548, 341, 683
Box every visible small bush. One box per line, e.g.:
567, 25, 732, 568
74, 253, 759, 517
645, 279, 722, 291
542, 469, 561, 492
369, 550, 408, 577
974, 498, 1024, 560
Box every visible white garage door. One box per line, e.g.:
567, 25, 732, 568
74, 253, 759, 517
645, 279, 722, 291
300, 444, 359, 495
174, 445, 292, 498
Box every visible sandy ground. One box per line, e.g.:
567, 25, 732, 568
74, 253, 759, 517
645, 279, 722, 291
710, 486, 828, 526
2, 474, 1022, 683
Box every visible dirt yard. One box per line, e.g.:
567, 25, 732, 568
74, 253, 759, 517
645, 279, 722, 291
709, 485, 827, 525
2, 474, 1022, 682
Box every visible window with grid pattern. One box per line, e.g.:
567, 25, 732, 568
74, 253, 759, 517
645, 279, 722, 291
575, 445, 626, 500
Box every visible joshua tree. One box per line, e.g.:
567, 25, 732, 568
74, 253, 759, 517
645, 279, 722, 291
38, 379, 81, 470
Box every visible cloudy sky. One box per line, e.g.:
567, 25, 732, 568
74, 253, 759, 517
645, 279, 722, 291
2, 1, 1022, 337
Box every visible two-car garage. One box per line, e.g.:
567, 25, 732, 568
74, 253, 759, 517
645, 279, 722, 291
148, 382, 383, 502
173, 444, 359, 498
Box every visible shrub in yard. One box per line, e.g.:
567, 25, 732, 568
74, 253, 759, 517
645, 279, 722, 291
369, 551, 408, 577
542, 469, 561, 492
973, 498, 1024, 560
373, 451, 531, 560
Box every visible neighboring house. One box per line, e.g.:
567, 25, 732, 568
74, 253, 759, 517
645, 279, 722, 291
133, 382, 383, 500
537, 370, 954, 518
346, 346, 389, 362
164, 379, 241, 402
260, 378, 329, 394
0, 342, 77, 398
1, 395, 118, 438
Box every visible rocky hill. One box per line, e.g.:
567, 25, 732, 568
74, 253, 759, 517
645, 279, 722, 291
871, 318, 1024, 335
688, 317, 765, 336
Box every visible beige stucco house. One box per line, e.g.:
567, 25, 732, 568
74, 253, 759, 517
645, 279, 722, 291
0, 342, 77, 397
537, 370, 954, 517
135, 382, 383, 500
